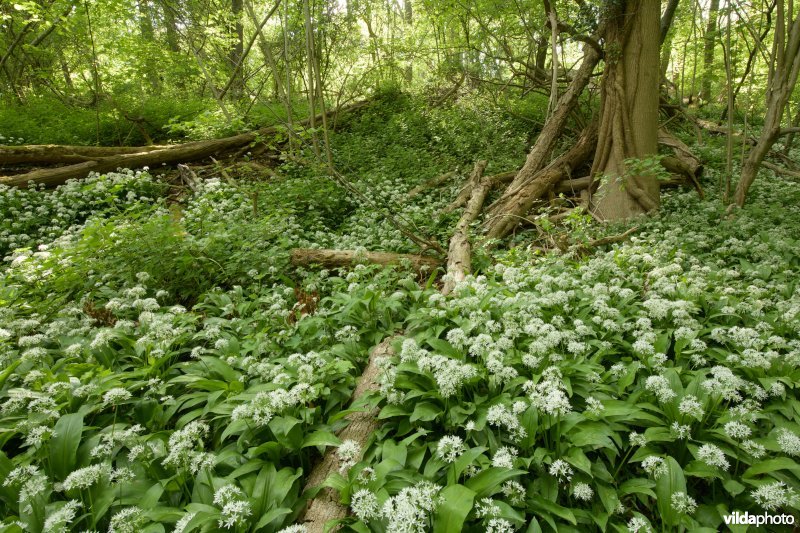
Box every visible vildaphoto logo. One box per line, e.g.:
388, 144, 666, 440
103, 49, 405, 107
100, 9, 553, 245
723, 511, 795, 527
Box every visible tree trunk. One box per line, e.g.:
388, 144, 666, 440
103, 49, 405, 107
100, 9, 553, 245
734, 1, 800, 206
590, 0, 661, 221
229, 0, 244, 97
701, 0, 720, 103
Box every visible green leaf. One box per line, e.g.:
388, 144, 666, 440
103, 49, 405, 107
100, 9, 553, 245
743, 458, 800, 478
655, 456, 687, 526
410, 402, 442, 422
465, 468, 526, 499
302, 431, 341, 449
433, 484, 475, 533
49, 413, 83, 480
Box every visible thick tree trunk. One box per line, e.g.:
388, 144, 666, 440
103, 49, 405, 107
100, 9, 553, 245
590, 1, 661, 221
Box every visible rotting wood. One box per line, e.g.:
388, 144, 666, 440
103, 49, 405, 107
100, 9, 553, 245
0, 100, 369, 188
300, 338, 396, 533
443, 160, 488, 295
290, 248, 440, 274
444, 160, 488, 213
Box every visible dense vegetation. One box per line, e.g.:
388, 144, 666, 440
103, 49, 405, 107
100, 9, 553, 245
2, 0, 800, 532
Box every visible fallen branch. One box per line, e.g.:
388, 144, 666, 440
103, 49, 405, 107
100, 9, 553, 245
0, 100, 370, 188
300, 338, 396, 532
443, 161, 489, 295
290, 248, 440, 274
444, 160, 488, 213
762, 161, 800, 179
407, 170, 456, 198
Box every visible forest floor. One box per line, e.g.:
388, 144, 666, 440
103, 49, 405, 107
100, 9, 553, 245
1, 93, 800, 532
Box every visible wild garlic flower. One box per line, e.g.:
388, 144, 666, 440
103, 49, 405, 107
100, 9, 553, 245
492, 447, 518, 469
162, 421, 210, 472
645, 375, 676, 403
485, 518, 515, 533
777, 428, 800, 456
629, 432, 648, 447
678, 395, 704, 420
501, 480, 526, 505
572, 482, 594, 501
213, 485, 252, 529
626, 516, 653, 533
102, 387, 132, 406
435, 435, 465, 463
380, 481, 441, 533
108, 507, 145, 533
585, 397, 604, 416
751, 481, 797, 511
724, 421, 752, 440
475, 497, 501, 518
337, 439, 362, 472
486, 404, 527, 441
741, 439, 766, 458
173, 512, 197, 533
42, 500, 81, 533
351, 489, 379, 520
670, 492, 697, 514
61, 463, 112, 491
641, 457, 667, 479
697, 444, 730, 470
548, 459, 573, 484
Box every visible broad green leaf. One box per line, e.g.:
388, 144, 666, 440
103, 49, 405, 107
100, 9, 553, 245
433, 484, 475, 533
655, 456, 687, 526
465, 468, 526, 499
49, 413, 83, 480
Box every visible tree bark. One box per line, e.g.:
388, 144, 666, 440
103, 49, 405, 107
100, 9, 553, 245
590, 0, 661, 221
484, 121, 598, 239
701, 0, 720, 103
443, 161, 488, 295
734, 1, 800, 206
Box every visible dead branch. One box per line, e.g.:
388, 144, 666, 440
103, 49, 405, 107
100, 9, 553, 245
444, 160, 488, 213
443, 161, 489, 295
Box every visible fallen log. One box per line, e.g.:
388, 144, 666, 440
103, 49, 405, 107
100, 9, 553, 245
484, 121, 598, 239
444, 160, 488, 213
407, 170, 456, 198
300, 338, 396, 533
443, 161, 489, 294
763, 161, 800, 179
290, 248, 440, 273
0, 144, 170, 165
0, 100, 369, 188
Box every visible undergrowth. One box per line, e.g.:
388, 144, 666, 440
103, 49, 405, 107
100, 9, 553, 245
0, 95, 798, 532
